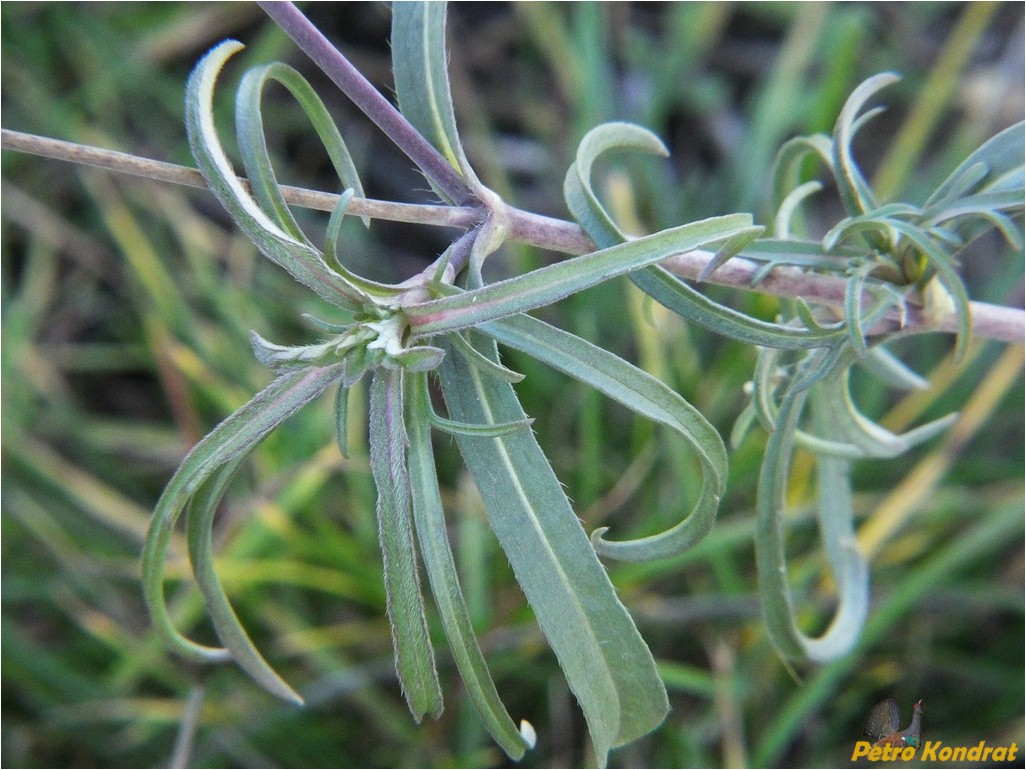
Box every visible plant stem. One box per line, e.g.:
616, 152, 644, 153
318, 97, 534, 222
258, 1, 475, 206
0, 129, 478, 230
3, 128, 1022, 344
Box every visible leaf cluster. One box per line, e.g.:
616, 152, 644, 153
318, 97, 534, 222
129, 2, 1024, 765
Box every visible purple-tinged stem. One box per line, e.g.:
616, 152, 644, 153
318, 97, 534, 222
258, 1, 475, 206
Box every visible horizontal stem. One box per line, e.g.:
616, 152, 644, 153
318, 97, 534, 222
3, 127, 1021, 344
1, 128, 479, 229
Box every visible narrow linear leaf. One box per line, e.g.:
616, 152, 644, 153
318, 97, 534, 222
185, 459, 304, 704
368, 368, 442, 721
755, 385, 869, 661
831, 217, 973, 361
407, 214, 759, 335
185, 40, 362, 310
392, 1, 475, 187
405, 372, 529, 759
236, 60, 367, 240
335, 382, 349, 459
859, 345, 929, 391
142, 364, 343, 663
562, 122, 835, 349
628, 264, 846, 349
832, 73, 899, 216
926, 120, 1025, 207
482, 314, 726, 561
563, 122, 669, 248
439, 333, 668, 766
448, 329, 525, 383
325, 190, 402, 299
770, 133, 834, 220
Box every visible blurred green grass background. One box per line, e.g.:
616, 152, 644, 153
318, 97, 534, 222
2, 2, 1023, 767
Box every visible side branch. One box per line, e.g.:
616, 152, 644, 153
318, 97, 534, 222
257, 1, 475, 206
3, 128, 1021, 344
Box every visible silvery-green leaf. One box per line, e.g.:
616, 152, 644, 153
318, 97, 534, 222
185, 458, 303, 704
774, 181, 823, 239
439, 333, 668, 767
770, 133, 834, 220
828, 216, 972, 361
482, 314, 726, 561
368, 369, 442, 721
405, 372, 530, 759
563, 122, 669, 247
406, 214, 760, 335
235, 60, 367, 239
562, 122, 837, 349
697, 227, 765, 282
923, 191, 1025, 249
325, 190, 405, 300
185, 41, 362, 310
739, 237, 861, 274
392, 1, 476, 186
859, 346, 929, 391
628, 265, 846, 349
335, 382, 349, 460
142, 364, 343, 663
302, 313, 355, 334
819, 364, 957, 458
382, 345, 446, 373
832, 73, 899, 216
755, 383, 869, 662
926, 121, 1025, 207
448, 329, 525, 383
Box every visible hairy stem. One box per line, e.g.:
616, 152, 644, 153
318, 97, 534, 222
2, 128, 1021, 344
258, 1, 475, 206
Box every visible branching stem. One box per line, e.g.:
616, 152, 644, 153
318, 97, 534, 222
257, 1, 475, 206
2, 127, 1022, 344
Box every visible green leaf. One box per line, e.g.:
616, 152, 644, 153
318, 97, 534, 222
325, 190, 404, 299
562, 122, 836, 349
438, 332, 668, 766
926, 121, 1025, 207
235, 60, 367, 239
629, 264, 847, 349
334, 382, 349, 459
755, 382, 869, 662
448, 329, 525, 383
562, 122, 669, 247
185, 459, 304, 704
405, 372, 530, 759
828, 216, 973, 361
482, 314, 726, 561
142, 364, 343, 663
368, 368, 442, 722
832, 73, 899, 216
185, 40, 362, 311
406, 214, 759, 335
392, 1, 474, 186
770, 133, 834, 224
858, 345, 929, 391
